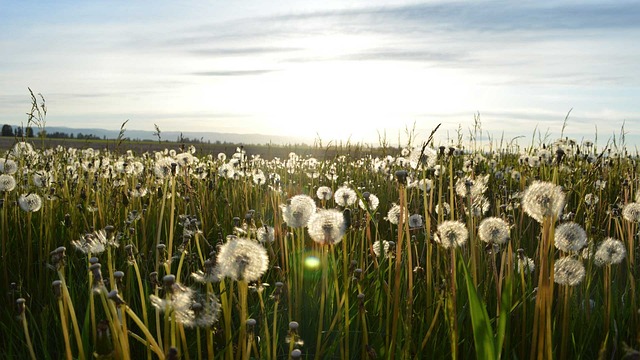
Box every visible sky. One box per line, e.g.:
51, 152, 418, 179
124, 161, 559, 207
1, 0, 639, 148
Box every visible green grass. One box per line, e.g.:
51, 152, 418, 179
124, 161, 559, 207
0, 131, 639, 359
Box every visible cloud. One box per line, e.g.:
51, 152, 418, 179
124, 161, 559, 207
190, 69, 277, 77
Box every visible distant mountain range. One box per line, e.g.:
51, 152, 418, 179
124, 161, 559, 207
6, 125, 312, 145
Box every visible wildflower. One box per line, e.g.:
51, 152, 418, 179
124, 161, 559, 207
154, 157, 177, 179
435, 221, 468, 249
521, 181, 566, 223
455, 175, 489, 198
435, 202, 450, 216
516, 253, 535, 274
186, 293, 221, 328
409, 214, 423, 229
470, 196, 490, 217
307, 209, 346, 245
18, 193, 42, 212
407, 146, 437, 169
316, 186, 333, 201
334, 186, 357, 207
584, 193, 599, 206
0, 158, 18, 174
150, 275, 198, 325
215, 238, 268, 282
372, 240, 391, 258
478, 217, 510, 245
252, 170, 266, 185
385, 203, 407, 225
359, 192, 380, 211
554, 257, 585, 286
218, 163, 235, 179
0, 174, 16, 192
257, 225, 275, 243
11, 142, 35, 159
175, 152, 196, 167
554, 222, 587, 252
281, 195, 316, 228
594, 238, 626, 266
622, 203, 640, 222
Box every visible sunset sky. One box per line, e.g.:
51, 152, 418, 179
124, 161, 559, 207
1, 0, 639, 147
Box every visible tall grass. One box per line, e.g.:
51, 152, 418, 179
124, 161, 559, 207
1, 124, 640, 359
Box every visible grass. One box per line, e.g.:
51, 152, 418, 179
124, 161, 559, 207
1, 125, 640, 359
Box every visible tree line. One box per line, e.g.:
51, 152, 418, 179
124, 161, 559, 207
1, 125, 102, 140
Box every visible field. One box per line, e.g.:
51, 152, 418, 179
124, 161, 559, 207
1, 133, 639, 360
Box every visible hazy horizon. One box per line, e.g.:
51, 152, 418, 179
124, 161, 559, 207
1, 1, 639, 148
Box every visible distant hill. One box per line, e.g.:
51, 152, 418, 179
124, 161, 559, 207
2, 125, 311, 145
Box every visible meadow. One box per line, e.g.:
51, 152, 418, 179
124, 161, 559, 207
1, 126, 640, 360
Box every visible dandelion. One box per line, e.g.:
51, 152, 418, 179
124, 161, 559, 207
18, 193, 42, 212
0, 158, 18, 174
594, 238, 626, 266
470, 196, 490, 217
154, 157, 177, 179
11, 142, 35, 159
584, 193, 599, 206
521, 181, 566, 223
257, 225, 275, 243
316, 186, 333, 201
409, 214, 423, 229
281, 195, 316, 228
186, 293, 221, 328
175, 152, 196, 167
0, 174, 16, 192
385, 203, 407, 225
553, 257, 585, 286
373, 240, 391, 258
554, 222, 587, 252
622, 203, 640, 222
334, 186, 357, 207
358, 192, 380, 211
215, 238, 269, 282
517, 254, 535, 274
307, 209, 346, 245
435, 202, 450, 216
478, 217, 510, 245
252, 170, 266, 185
455, 175, 489, 198
435, 221, 468, 249
150, 275, 197, 325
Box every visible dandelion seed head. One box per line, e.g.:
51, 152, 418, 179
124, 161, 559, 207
281, 195, 316, 228
307, 209, 346, 245
554, 257, 585, 286
409, 214, 423, 229
215, 238, 268, 282
0, 158, 18, 174
517, 255, 535, 274
554, 222, 587, 252
18, 193, 42, 212
385, 203, 407, 225
478, 217, 510, 245
622, 202, 640, 222
522, 181, 565, 223
372, 240, 391, 258
0, 174, 16, 192
257, 225, 275, 243
584, 193, 599, 206
435, 221, 468, 249
334, 186, 357, 207
359, 193, 380, 212
316, 186, 333, 201
595, 237, 626, 266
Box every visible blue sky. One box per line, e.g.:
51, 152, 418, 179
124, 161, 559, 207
1, 0, 639, 147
